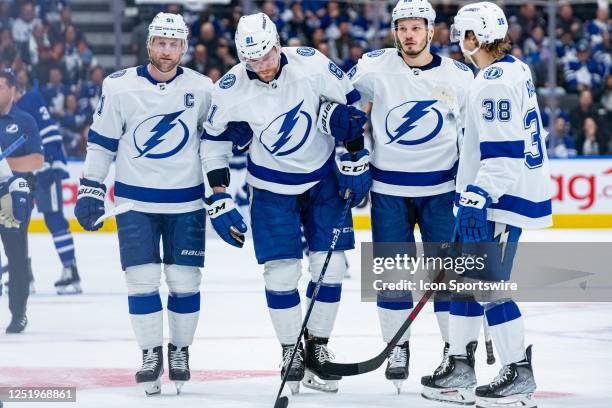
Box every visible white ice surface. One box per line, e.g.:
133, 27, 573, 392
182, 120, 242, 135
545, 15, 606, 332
1, 229, 611, 407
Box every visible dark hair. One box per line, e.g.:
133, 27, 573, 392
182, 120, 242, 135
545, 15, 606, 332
0, 70, 16, 87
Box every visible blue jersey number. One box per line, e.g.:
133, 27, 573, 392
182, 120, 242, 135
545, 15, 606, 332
482, 99, 511, 122
524, 108, 544, 169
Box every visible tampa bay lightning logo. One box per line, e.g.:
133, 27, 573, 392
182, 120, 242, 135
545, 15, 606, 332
133, 110, 189, 159
259, 100, 312, 156
484, 66, 503, 80
219, 74, 236, 89
385, 100, 443, 145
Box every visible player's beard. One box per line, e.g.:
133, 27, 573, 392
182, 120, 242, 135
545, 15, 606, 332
400, 37, 428, 57
149, 53, 181, 74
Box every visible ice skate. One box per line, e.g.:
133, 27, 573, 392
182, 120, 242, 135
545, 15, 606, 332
475, 345, 537, 408
136, 346, 163, 396
168, 343, 190, 394
281, 343, 305, 395
385, 341, 409, 394
54, 264, 82, 295
421, 341, 478, 405
302, 335, 341, 393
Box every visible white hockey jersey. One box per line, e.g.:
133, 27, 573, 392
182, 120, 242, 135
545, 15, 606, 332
350, 49, 473, 197
85, 65, 213, 213
456, 55, 553, 229
202, 47, 358, 195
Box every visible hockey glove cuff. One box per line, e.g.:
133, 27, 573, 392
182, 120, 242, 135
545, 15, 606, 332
318, 101, 367, 142
0, 176, 30, 228
455, 185, 492, 242
335, 149, 371, 207
206, 192, 247, 248
75, 178, 107, 231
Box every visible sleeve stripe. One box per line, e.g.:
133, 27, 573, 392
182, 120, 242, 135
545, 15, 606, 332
480, 140, 525, 160
201, 129, 231, 141
88, 129, 119, 152
40, 125, 60, 136
42, 136, 63, 144
346, 89, 361, 105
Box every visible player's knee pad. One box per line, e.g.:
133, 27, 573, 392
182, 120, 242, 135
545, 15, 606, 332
263, 258, 302, 291
125, 263, 162, 295
44, 211, 69, 234
164, 264, 202, 294
308, 251, 346, 284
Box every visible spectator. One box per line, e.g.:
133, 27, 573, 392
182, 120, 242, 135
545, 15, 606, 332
131, 14, 152, 66
557, 1, 582, 39
186, 43, 208, 75
341, 43, 364, 73
328, 20, 354, 64
48, 5, 79, 45
212, 37, 237, 73
57, 93, 88, 156
61, 25, 84, 86
282, 1, 310, 44
316, 42, 330, 58
78, 66, 103, 114
601, 75, 612, 112
196, 22, 218, 59
579, 117, 602, 155
547, 117, 577, 158
206, 66, 222, 83
563, 40, 605, 93
11, 1, 41, 53
431, 22, 451, 57
28, 21, 50, 66
1, 27, 18, 68
42, 66, 69, 116
569, 89, 608, 138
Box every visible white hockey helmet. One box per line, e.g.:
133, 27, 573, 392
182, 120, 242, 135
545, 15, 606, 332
450, 2, 508, 46
147, 12, 189, 52
392, 0, 436, 29
235, 13, 280, 65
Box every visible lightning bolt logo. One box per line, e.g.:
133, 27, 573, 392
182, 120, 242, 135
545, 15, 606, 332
387, 100, 437, 144
136, 110, 185, 158
494, 224, 511, 263
270, 101, 303, 154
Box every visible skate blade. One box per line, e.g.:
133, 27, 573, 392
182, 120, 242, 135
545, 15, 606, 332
173, 381, 184, 395
56, 283, 82, 295
141, 379, 162, 396
302, 370, 338, 393
287, 381, 300, 395
392, 380, 404, 395
421, 385, 476, 405
476, 393, 537, 408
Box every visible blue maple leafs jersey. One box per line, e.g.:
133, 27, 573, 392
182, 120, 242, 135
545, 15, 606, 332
201, 47, 358, 195
350, 49, 473, 197
456, 55, 553, 229
84, 66, 213, 213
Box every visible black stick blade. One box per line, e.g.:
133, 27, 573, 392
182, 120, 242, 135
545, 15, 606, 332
274, 396, 289, 408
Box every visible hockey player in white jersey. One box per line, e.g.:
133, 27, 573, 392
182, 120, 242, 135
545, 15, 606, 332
349, 0, 473, 393
421, 3, 552, 407
202, 13, 370, 394
74, 13, 216, 396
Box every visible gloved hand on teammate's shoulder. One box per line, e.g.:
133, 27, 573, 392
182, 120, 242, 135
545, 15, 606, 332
454, 184, 492, 242
74, 178, 106, 231
335, 148, 371, 208
205, 192, 247, 248
318, 101, 367, 142
0, 176, 30, 228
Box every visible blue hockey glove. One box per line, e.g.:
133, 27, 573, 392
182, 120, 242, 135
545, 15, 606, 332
222, 121, 254, 154
335, 149, 372, 207
206, 192, 247, 248
75, 178, 106, 231
455, 185, 492, 242
0, 176, 30, 228
36, 161, 69, 191
318, 101, 367, 142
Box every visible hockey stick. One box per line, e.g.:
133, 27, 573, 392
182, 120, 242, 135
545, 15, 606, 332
483, 317, 496, 365
0, 135, 27, 162
274, 197, 353, 408
321, 267, 447, 377
94, 202, 134, 227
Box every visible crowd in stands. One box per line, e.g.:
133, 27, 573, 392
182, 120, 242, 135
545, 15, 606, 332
1, 0, 610, 158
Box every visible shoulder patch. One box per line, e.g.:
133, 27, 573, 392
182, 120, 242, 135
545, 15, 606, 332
454, 61, 469, 72
296, 47, 315, 57
366, 49, 386, 58
347, 65, 357, 80
219, 74, 236, 89
109, 69, 126, 79
483, 66, 504, 80
328, 62, 344, 79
